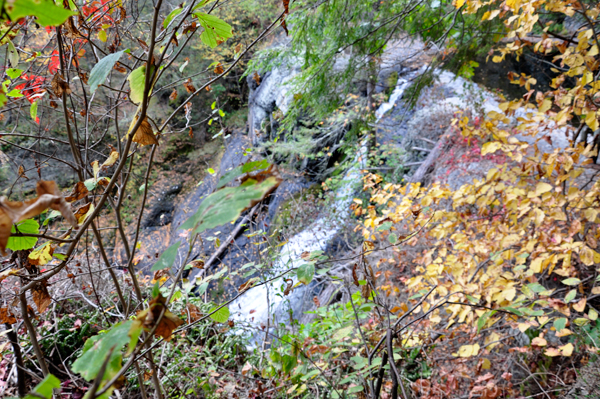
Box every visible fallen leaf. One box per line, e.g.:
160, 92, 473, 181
573, 297, 587, 312
559, 342, 574, 356
457, 343, 480, 357
531, 336, 547, 346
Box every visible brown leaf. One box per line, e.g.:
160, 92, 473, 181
18, 165, 28, 180
182, 21, 197, 35
63, 17, 81, 39
74, 202, 94, 225
32, 281, 52, 313
189, 259, 204, 269
283, 278, 293, 296
65, 181, 89, 202
313, 296, 320, 307
101, 149, 119, 170
252, 72, 261, 85
188, 127, 193, 139
234, 43, 242, 53
0, 268, 19, 282
214, 63, 224, 74
352, 263, 359, 286
116, 6, 127, 23
78, 71, 89, 85
51, 73, 71, 97
137, 38, 149, 52
132, 116, 159, 146
185, 303, 203, 322
169, 89, 178, 101
0, 180, 78, 255
171, 36, 179, 47
114, 62, 127, 73
0, 307, 17, 324
135, 293, 184, 341
183, 78, 196, 93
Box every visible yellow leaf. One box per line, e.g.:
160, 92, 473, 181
457, 343, 480, 358
535, 182, 553, 196
454, 0, 465, 8
539, 98, 552, 113
481, 141, 501, 156
101, 150, 119, 170
531, 336, 547, 346
530, 257, 544, 273
559, 343, 574, 356
589, 308, 598, 321
91, 160, 100, 180
28, 242, 54, 266
556, 328, 573, 337
481, 358, 491, 369
544, 347, 561, 357
579, 246, 595, 266
573, 298, 587, 313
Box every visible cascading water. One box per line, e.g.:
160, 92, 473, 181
230, 74, 414, 338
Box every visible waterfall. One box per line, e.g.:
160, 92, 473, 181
230, 75, 412, 338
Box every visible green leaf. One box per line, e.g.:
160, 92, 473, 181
477, 310, 495, 332
98, 29, 107, 42
561, 278, 581, 286
196, 281, 209, 296
388, 233, 398, 244
6, 68, 23, 79
553, 317, 567, 332
24, 374, 61, 399
217, 159, 270, 189
163, 7, 183, 28
6, 0, 76, 26
7, 39, 18, 67
30, 101, 38, 121
347, 386, 364, 393
565, 289, 577, 303
152, 281, 160, 298
151, 241, 181, 271
527, 283, 547, 293
281, 354, 297, 374
7, 219, 39, 251
7, 88, 23, 98
127, 65, 154, 104
297, 263, 315, 285
89, 50, 126, 94
72, 321, 141, 398
180, 177, 279, 235
195, 13, 233, 48
84, 178, 97, 191
209, 305, 230, 323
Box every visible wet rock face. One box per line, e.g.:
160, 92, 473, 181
143, 184, 182, 228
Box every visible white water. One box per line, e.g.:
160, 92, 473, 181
230, 76, 411, 334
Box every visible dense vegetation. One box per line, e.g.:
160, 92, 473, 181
1, 0, 600, 398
